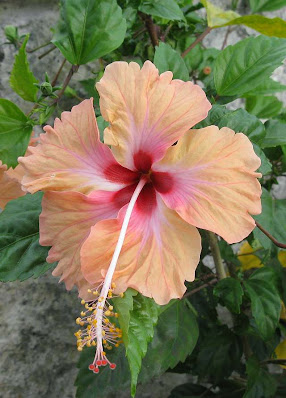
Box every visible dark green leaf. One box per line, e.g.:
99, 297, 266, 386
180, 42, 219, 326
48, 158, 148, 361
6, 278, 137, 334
262, 119, 286, 148
244, 270, 281, 340
124, 294, 160, 396
243, 357, 277, 398
139, 300, 199, 383
249, 0, 286, 13
246, 96, 283, 119
0, 99, 33, 168
244, 78, 286, 96
252, 144, 272, 175
139, 0, 185, 21
113, 288, 138, 346
214, 36, 286, 97
0, 193, 55, 282
169, 382, 215, 397
213, 277, 244, 314
178, 37, 203, 72
254, 188, 286, 249
154, 42, 189, 81
75, 345, 130, 398
52, 0, 126, 65
10, 35, 38, 102
194, 104, 230, 129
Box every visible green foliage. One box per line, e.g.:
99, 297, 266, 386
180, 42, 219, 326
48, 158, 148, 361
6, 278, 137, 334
0, 99, 33, 168
0, 193, 55, 282
249, 0, 286, 13
244, 268, 281, 340
262, 119, 286, 148
52, 0, 126, 65
154, 42, 189, 81
244, 357, 277, 398
246, 96, 283, 119
213, 277, 244, 314
10, 35, 38, 102
139, 0, 185, 21
214, 36, 286, 97
243, 78, 286, 96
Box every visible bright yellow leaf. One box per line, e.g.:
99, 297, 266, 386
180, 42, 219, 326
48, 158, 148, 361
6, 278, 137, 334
238, 242, 263, 271
274, 339, 286, 369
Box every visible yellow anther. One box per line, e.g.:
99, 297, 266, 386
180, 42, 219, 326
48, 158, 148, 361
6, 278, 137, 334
77, 346, 83, 351
92, 341, 96, 346
87, 317, 92, 322
103, 339, 107, 344
85, 303, 89, 309
109, 305, 113, 311
104, 318, 109, 324
87, 289, 92, 293
105, 310, 111, 316
102, 330, 105, 336
98, 297, 103, 302
111, 282, 116, 289
81, 299, 85, 305
76, 317, 81, 325
109, 328, 114, 333
102, 351, 106, 356
80, 321, 85, 326
87, 341, 91, 347
115, 313, 119, 318
108, 289, 113, 295
87, 325, 91, 330
107, 346, 112, 350
93, 291, 98, 296
115, 343, 119, 348
98, 306, 103, 310
93, 310, 97, 315
115, 328, 120, 332
80, 311, 86, 317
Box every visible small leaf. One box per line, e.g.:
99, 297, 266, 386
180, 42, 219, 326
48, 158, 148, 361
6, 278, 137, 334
244, 78, 286, 96
0, 193, 55, 282
10, 35, 39, 102
244, 271, 281, 340
113, 288, 138, 346
139, 0, 185, 21
254, 188, 286, 249
249, 0, 286, 13
96, 116, 109, 143
243, 357, 277, 398
214, 36, 286, 97
154, 42, 189, 81
0, 99, 33, 168
213, 277, 244, 314
52, 0, 126, 65
201, 0, 240, 27
252, 144, 272, 175
246, 96, 283, 119
262, 119, 286, 148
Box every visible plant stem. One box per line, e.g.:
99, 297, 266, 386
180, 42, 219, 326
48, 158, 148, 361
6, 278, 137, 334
182, 27, 212, 57
138, 12, 159, 47
38, 45, 56, 60
52, 64, 79, 105
26, 41, 52, 53
51, 58, 67, 87
183, 278, 217, 298
255, 221, 286, 249
207, 231, 227, 280
221, 26, 232, 50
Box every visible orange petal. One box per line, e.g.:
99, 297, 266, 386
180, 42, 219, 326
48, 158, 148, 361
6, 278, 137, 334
81, 192, 201, 305
153, 126, 262, 243
40, 186, 135, 291
0, 162, 25, 209
19, 99, 138, 194
96, 61, 211, 169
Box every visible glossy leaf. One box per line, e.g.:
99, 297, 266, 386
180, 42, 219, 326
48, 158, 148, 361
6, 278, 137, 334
139, 300, 199, 383
249, 0, 286, 13
10, 35, 38, 102
252, 144, 272, 175
254, 188, 286, 249
244, 78, 286, 97
262, 119, 286, 148
52, 0, 126, 65
244, 357, 277, 398
246, 96, 283, 119
213, 277, 244, 314
244, 268, 281, 340
113, 288, 138, 346
139, 0, 185, 21
0, 193, 55, 282
0, 99, 33, 168
154, 42, 189, 81
214, 36, 286, 97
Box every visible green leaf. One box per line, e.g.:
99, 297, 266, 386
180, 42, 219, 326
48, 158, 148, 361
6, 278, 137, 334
202, 0, 286, 37
194, 104, 230, 128
0, 99, 33, 168
249, 0, 286, 13
170, 382, 216, 397
154, 42, 189, 81
113, 288, 138, 346
75, 345, 130, 398
0, 193, 55, 282
262, 119, 286, 148
252, 144, 272, 175
139, 300, 199, 383
244, 269, 281, 340
177, 37, 203, 72
244, 78, 286, 97
96, 116, 109, 143
10, 35, 38, 102
254, 188, 286, 249
52, 0, 126, 65
139, 0, 185, 21
246, 96, 283, 119
213, 277, 244, 314
197, 326, 242, 383
243, 357, 277, 398
214, 36, 286, 97
124, 294, 160, 396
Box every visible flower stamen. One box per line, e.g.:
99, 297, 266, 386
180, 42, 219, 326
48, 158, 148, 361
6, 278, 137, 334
75, 177, 147, 373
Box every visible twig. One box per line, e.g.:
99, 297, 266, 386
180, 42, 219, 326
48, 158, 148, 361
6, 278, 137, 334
207, 231, 227, 279
52, 64, 79, 105
138, 12, 159, 47
221, 26, 232, 50
132, 26, 147, 39
27, 41, 52, 53
261, 359, 286, 365
161, 24, 173, 42
183, 278, 217, 298
38, 45, 56, 60
256, 221, 286, 249
51, 58, 67, 87
182, 27, 212, 57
